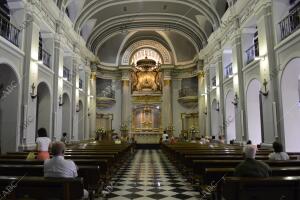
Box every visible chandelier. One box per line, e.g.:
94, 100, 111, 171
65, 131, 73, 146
133, 57, 160, 71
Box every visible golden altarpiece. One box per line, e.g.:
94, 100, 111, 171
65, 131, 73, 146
130, 55, 163, 144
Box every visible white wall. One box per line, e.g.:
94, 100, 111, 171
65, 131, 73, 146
246, 79, 262, 145
281, 58, 300, 152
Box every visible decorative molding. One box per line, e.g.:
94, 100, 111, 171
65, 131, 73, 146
121, 40, 172, 65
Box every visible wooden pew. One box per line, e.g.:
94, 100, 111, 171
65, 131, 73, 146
204, 167, 300, 185
222, 176, 300, 200
0, 176, 83, 200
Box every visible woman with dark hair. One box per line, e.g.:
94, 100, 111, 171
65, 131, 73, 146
268, 142, 289, 160
36, 128, 52, 160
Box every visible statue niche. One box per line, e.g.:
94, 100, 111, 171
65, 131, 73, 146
131, 57, 162, 93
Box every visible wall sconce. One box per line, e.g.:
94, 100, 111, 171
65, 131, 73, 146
30, 83, 37, 99
59, 95, 64, 106
232, 93, 239, 106
260, 79, 269, 96
216, 102, 220, 112
203, 107, 208, 115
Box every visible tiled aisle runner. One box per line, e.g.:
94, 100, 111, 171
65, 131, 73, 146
107, 150, 199, 200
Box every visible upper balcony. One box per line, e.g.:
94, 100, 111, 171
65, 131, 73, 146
79, 79, 83, 89
178, 88, 198, 108
38, 49, 51, 68
224, 63, 233, 79
63, 66, 71, 82
97, 89, 116, 108
279, 2, 300, 41
245, 44, 259, 65
211, 76, 217, 88
0, 14, 20, 47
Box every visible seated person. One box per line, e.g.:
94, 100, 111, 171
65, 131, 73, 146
60, 132, 68, 144
44, 141, 78, 177
210, 136, 219, 143
36, 128, 52, 160
234, 145, 271, 177
218, 135, 225, 144
162, 131, 169, 143
246, 140, 252, 145
268, 141, 289, 160
44, 142, 88, 198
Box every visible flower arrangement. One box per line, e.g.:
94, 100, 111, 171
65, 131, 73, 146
120, 123, 128, 131
96, 128, 105, 135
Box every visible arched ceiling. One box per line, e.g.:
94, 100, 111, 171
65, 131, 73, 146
61, 0, 227, 68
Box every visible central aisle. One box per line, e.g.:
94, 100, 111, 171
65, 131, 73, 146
107, 150, 199, 200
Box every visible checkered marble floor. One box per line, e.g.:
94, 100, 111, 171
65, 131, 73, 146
106, 150, 200, 200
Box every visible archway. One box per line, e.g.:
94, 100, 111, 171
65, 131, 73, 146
36, 82, 51, 137
225, 90, 236, 143
246, 79, 262, 145
281, 58, 300, 152
78, 100, 84, 140
0, 63, 19, 153
211, 99, 220, 136
62, 93, 71, 141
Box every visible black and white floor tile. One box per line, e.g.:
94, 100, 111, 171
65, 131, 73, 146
106, 150, 200, 200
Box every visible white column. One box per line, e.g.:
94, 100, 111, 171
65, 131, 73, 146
121, 69, 131, 132
71, 47, 80, 141
205, 67, 211, 136
216, 47, 226, 137
198, 67, 206, 136
231, 21, 246, 141
162, 69, 173, 130
84, 69, 91, 139
256, 1, 278, 144
20, 12, 40, 150
89, 65, 97, 138
52, 22, 64, 141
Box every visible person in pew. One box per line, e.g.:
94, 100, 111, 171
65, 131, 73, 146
210, 136, 220, 144
199, 135, 206, 144
44, 142, 89, 199
60, 132, 68, 144
36, 128, 52, 161
246, 140, 252, 145
44, 142, 78, 177
268, 141, 290, 161
218, 135, 225, 144
234, 145, 271, 177
162, 131, 169, 143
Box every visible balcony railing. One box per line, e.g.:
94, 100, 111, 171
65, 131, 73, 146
224, 63, 233, 78
98, 90, 115, 99
63, 67, 71, 82
79, 79, 83, 89
38, 49, 51, 67
279, 4, 300, 40
212, 76, 216, 87
179, 88, 198, 98
0, 14, 20, 47
246, 45, 255, 64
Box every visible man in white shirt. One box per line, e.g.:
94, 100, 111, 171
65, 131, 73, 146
162, 131, 169, 143
44, 142, 89, 198
44, 141, 78, 177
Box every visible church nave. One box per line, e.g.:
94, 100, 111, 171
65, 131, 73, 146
106, 150, 199, 200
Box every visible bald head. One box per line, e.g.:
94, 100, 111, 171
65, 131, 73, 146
244, 145, 257, 159
51, 142, 65, 156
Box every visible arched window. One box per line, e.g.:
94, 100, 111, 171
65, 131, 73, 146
130, 48, 162, 66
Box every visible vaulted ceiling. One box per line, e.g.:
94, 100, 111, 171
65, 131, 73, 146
60, 0, 228, 67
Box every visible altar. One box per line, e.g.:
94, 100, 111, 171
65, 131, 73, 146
132, 132, 162, 144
